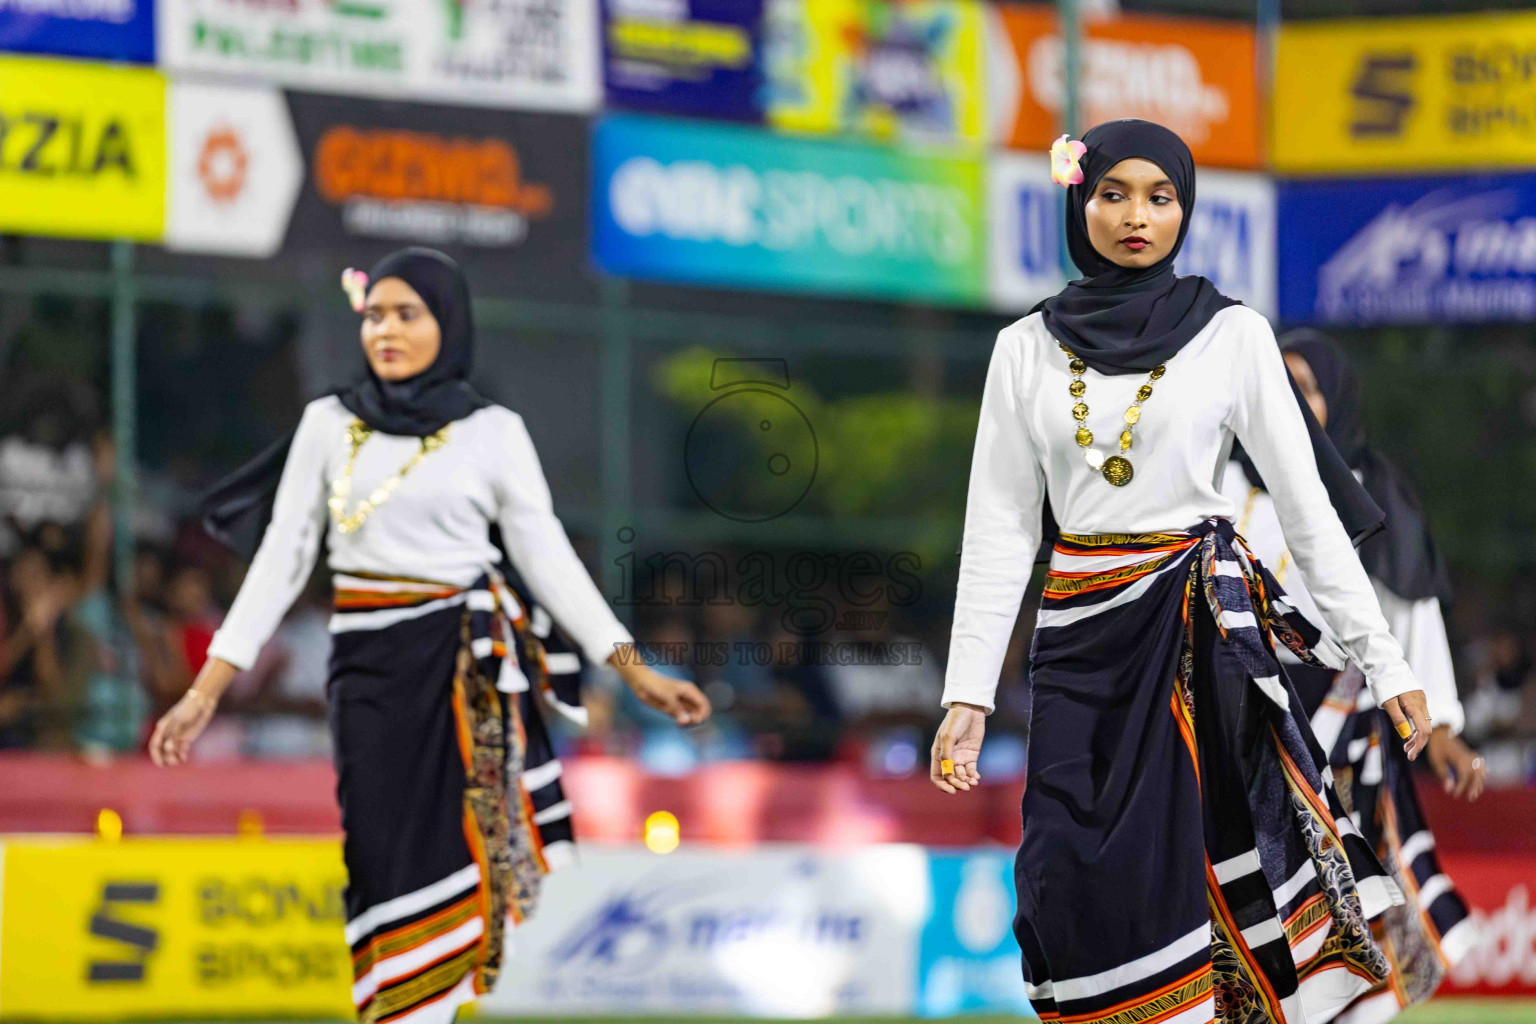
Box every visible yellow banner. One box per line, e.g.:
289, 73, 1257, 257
1273, 11, 1536, 173
0, 56, 165, 241
0, 837, 352, 1019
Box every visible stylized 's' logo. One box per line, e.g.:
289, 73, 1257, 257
1350, 52, 1418, 138
87, 882, 160, 983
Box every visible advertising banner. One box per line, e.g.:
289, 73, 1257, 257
1273, 11, 1536, 173
989, 153, 1275, 316
478, 844, 930, 1017
282, 91, 588, 279
157, 0, 599, 112
593, 114, 986, 304
1277, 172, 1536, 325
991, 5, 1259, 169
0, 55, 164, 242
0, 837, 352, 1019
917, 851, 1032, 1017
1440, 852, 1536, 997
165, 81, 304, 258
602, 0, 764, 121
164, 86, 587, 284
764, 0, 985, 145
0, 0, 153, 62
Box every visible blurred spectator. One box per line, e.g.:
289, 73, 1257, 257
1463, 624, 1536, 782
618, 612, 754, 772
159, 562, 220, 706
0, 378, 100, 559
243, 577, 332, 759
0, 544, 90, 749
825, 593, 942, 728
756, 624, 843, 761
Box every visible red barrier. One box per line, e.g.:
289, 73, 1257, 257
1440, 852, 1536, 998
0, 754, 1027, 845
1, 754, 1531, 858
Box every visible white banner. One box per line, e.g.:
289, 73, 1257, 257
480, 844, 930, 1017
157, 0, 599, 112
165, 81, 302, 257
987, 153, 1276, 318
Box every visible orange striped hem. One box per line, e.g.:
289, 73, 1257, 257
1054, 963, 1213, 1024
351, 890, 481, 979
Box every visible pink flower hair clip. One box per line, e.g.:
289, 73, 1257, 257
341, 268, 369, 312
1050, 134, 1087, 188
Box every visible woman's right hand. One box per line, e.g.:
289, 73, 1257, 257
1382, 688, 1433, 761
148, 689, 217, 766
149, 657, 238, 766
931, 703, 987, 794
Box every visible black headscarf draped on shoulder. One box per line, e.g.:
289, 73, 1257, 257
201, 247, 490, 558
1260, 331, 1451, 604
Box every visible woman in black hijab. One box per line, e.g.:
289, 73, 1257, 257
1224, 330, 1482, 1021
933, 121, 1431, 1024
148, 248, 710, 1023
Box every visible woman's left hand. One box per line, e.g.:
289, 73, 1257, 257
1382, 688, 1432, 761
1426, 727, 1486, 801
611, 655, 712, 726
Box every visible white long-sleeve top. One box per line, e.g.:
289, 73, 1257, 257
942, 305, 1419, 714
1220, 460, 1464, 735
207, 396, 633, 671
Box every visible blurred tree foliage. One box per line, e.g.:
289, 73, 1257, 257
1338, 325, 1536, 593
651, 345, 974, 568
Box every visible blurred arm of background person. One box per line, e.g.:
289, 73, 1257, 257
1374, 581, 1484, 799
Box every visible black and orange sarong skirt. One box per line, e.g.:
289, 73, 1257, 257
328, 570, 582, 1024
1015, 517, 1402, 1024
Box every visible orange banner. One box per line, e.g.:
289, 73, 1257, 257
992, 5, 1261, 169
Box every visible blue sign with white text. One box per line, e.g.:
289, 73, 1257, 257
917, 851, 1032, 1018
0, 0, 153, 62
602, 0, 764, 121
1278, 172, 1536, 325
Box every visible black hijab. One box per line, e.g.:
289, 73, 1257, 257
1032, 118, 1240, 376
1269, 331, 1450, 604
201, 247, 490, 558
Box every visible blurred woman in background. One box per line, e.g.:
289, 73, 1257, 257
147, 247, 709, 1024
933, 120, 1432, 1024
1222, 330, 1481, 1021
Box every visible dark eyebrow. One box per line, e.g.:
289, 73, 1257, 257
1099, 176, 1176, 189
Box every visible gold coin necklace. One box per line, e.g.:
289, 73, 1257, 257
1059, 342, 1165, 487
328, 418, 450, 534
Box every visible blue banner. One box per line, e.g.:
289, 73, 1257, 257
602, 0, 764, 121
0, 0, 153, 62
917, 851, 1032, 1018
593, 114, 986, 304
1278, 172, 1536, 325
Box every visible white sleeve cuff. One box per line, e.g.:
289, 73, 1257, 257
940, 682, 996, 715
206, 628, 259, 672
1365, 661, 1421, 712
578, 625, 634, 670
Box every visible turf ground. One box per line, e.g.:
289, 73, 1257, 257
470, 1003, 1536, 1024
67, 1003, 1534, 1023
